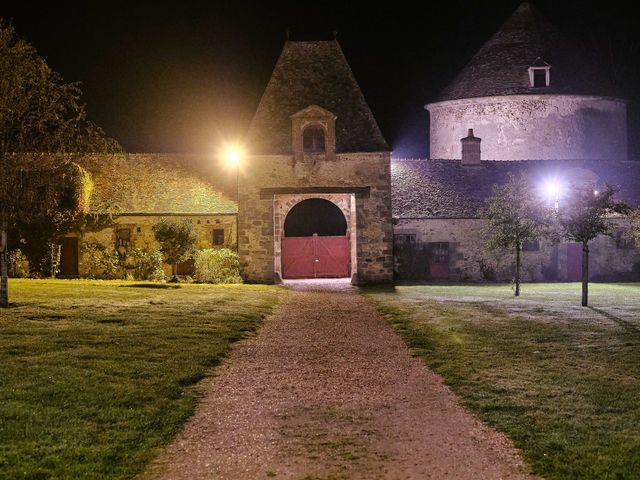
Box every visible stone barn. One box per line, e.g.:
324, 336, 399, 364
56, 154, 237, 279
238, 40, 394, 284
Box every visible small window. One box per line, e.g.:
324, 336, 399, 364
394, 234, 416, 244
116, 229, 131, 248
303, 126, 325, 153
136, 227, 141, 233
213, 229, 225, 246
528, 64, 550, 88
523, 240, 540, 251
430, 242, 449, 264
532, 69, 546, 87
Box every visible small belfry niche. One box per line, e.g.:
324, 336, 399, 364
291, 104, 337, 164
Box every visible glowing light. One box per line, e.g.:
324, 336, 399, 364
543, 180, 561, 200
224, 145, 244, 166
594, 189, 599, 196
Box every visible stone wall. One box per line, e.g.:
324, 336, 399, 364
238, 152, 393, 284
427, 95, 627, 161
272, 193, 357, 279
78, 214, 236, 277
394, 217, 640, 282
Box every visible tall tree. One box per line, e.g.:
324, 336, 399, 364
0, 20, 119, 307
153, 219, 198, 281
482, 173, 548, 296
559, 184, 628, 307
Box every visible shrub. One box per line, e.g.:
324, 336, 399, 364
478, 258, 496, 281
194, 248, 242, 284
127, 248, 165, 281
82, 243, 121, 279
8, 250, 29, 278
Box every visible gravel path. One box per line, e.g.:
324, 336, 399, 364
149, 279, 538, 479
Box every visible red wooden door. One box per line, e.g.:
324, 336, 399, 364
429, 242, 450, 280
566, 243, 582, 281
282, 234, 349, 279
316, 236, 350, 277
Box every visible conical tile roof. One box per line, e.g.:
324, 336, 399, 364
437, 2, 615, 101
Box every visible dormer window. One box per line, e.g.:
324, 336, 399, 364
528, 58, 551, 88
303, 126, 325, 153
290, 105, 337, 162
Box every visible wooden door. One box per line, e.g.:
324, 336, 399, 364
315, 236, 350, 277
282, 234, 349, 279
429, 242, 450, 280
59, 237, 79, 277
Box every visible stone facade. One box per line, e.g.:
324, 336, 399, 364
427, 95, 628, 161
272, 193, 357, 280
394, 217, 640, 282
73, 214, 237, 277
240, 40, 393, 284
238, 152, 393, 284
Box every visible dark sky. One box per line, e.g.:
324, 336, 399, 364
3, 1, 639, 157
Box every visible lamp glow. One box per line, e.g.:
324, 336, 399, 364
544, 180, 560, 200
225, 146, 243, 166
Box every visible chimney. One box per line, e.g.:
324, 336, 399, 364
461, 128, 481, 165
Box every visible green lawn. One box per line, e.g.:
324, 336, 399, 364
0, 279, 281, 480
364, 283, 640, 480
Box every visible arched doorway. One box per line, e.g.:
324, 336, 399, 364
281, 198, 350, 278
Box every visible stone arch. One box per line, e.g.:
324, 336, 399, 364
274, 193, 356, 281
284, 198, 347, 237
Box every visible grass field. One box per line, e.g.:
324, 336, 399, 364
364, 282, 640, 480
0, 279, 281, 480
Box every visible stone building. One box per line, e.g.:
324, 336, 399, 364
426, 2, 628, 161
238, 40, 394, 284
57, 154, 237, 278
53, 2, 640, 283
391, 159, 640, 282
393, 2, 640, 282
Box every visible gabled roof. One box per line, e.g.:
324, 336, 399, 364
247, 40, 389, 154
76, 154, 237, 214
436, 2, 615, 102
391, 159, 640, 218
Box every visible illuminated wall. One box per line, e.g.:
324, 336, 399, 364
427, 95, 627, 161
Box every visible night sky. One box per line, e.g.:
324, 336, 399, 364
3, 1, 639, 158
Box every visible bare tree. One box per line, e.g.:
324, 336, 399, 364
558, 184, 628, 307
482, 173, 548, 296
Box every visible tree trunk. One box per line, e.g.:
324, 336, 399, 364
171, 261, 178, 282
514, 241, 521, 297
1, 227, 8, 308
582, 241, 589, 307
0, 153, 9, 307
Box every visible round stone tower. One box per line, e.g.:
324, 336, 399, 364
426, 2, 627, 162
